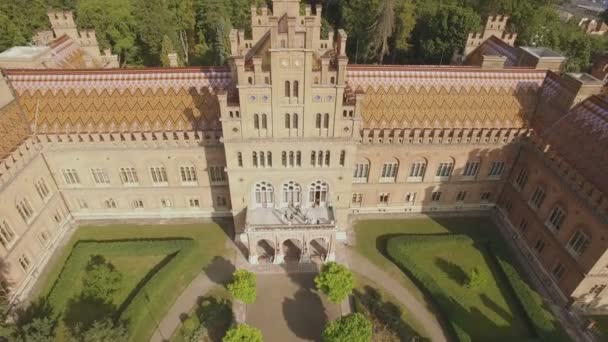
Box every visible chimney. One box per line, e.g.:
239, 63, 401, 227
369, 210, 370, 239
168, 53, 178, 67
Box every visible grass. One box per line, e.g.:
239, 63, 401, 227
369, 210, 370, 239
353, 217, 498, 306
355, 216, 567, 341
171, 287, 233, 342
389, 236, 531, 340
32, 223, 231, 342
353, 273, 429, 341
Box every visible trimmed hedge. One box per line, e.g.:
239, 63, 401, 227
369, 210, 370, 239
386, 234, 569, 342
493, 253, 570, 342
44, 238, 197, 341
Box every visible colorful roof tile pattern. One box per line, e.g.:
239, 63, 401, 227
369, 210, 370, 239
5, 68, 232, 133
543, 96, 608, 195
346, 66, 546, 129
0, 101, 31, 160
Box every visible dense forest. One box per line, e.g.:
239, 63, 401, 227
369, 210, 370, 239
0, 0, 607, 71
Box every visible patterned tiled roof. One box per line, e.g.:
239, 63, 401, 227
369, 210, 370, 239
543, 96, 608, 195
5, 67, 232, 133
346, 65, 546, 129
0, 101, 31, 160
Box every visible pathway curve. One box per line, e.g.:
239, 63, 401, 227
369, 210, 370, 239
346, 248, 449, 342
149, 247, 235, 341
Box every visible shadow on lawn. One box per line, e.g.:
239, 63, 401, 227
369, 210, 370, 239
203, 256, 235, 286
435, 257, 468, 286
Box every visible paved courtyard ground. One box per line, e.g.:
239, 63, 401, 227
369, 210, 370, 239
246, 273, 341, 342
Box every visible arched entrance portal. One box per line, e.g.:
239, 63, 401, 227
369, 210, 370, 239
309, 238, 328, 263
253, 181, 274, 208
256, 239, 275, 264
282, 239, 302, 263
281, 181, 301, 208
308, 180, 328, 207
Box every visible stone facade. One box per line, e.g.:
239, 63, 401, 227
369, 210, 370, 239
0, 0, 607, 314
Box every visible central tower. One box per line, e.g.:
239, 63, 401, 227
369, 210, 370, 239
218, 0, 361, 264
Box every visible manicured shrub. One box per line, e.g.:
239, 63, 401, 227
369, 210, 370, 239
464, 267, 488, 290
322, 313, 372, 342
222, 324, 263, 342
81, 255, 123, 299
227, 270, 257, 304
315, 262, 354, 303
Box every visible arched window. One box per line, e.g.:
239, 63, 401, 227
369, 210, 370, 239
296, 151, 301, 166
261, 114, 267, 129
267, 151, 272, 167
293, 114, 298, 129
237, 152, 243, 167
408, 158, 427, 180
254, 114, 260, 129
323, 113, 329, 128
252, 152, 258, 168
315, 113, 322, 128
282, 151, 287, 167
311, 151, 316, 166
309, 180, 329, 206
567, 228, 590, 256
282, 181, 302, 206
293, 81, 299, 98
285, 113, 290, 129
289, 151, 295, 167
380, 159, 399, 183
318, 151, 324, 166
285, 81, 291, 97
254, 181, 274, 207
353, 159, 370, 183
260, 152, 266, 167
325, 150, 330, 166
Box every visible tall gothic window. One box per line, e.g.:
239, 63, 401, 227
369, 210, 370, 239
261, 114, 267, 129
285, 81, 291, 97
293, 81, 299, 98
285, 113, 290, 129
293, 113, 298, 129
323, 113, 329, 128
315, 114, 321, 128
254, 114, 260, 129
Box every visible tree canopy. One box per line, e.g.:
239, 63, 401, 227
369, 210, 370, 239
322, 312, 372, 342
227, 270, 257, 304
223, 323, 263, 342
0, 0, 605, 71
314, 262, 354, 303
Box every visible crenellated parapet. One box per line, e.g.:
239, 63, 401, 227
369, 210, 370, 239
465, 15, 517, 57
359, 127, 529, 146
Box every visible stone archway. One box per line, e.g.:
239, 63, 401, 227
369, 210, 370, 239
309, 238, 328, 263
282, 239, 302, 263
256, 239, 275, 264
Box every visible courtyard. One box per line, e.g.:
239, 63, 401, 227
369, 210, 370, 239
246, 273, 341, 341
27, 223, 230, 342
354, 216, 569, 341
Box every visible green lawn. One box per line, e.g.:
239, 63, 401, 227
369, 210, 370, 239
354, 217, 498, 307
355, 216, 568, 341
171, 286, 233, 342
353, 273, 429, 341
33, 223, 231, 342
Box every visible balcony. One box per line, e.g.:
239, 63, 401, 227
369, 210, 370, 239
245, 205, 336, 232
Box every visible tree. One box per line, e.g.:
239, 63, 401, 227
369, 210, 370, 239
15, 316, 55, 342
342, 0, 380, 63
160, 35, 178, 67
170, 0, 196, 65
223, 324, 262, 342
132, 0, 174, 64
76, 0, 138, 66
315, 262, 354, 303
77, 319, 128, 342
465, 267, 489, 289
81, 255, 122, 300
227, 270, 256, 304
369, 0, 396, 63
412, 5, 481, 64
322, 313, 372, 342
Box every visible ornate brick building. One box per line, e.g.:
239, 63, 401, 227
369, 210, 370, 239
0, 0, 607, 314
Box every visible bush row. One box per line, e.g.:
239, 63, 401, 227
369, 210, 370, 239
492, 253, 570, 342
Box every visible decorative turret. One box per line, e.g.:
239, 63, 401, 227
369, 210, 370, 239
464, 15, 516, 57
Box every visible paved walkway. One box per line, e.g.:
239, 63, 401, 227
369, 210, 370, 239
150, 253, 235, 341
346, 248, 449, 342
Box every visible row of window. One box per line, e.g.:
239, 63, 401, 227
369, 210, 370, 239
517, 216, 590, 257
354, 160, 506, 183
242, 151, 346, 168
351, 190, 493, 206
61, 166, 226, 186
76, 196, 228, 210
252, 113, 332, 130
2, 204, 65, 251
